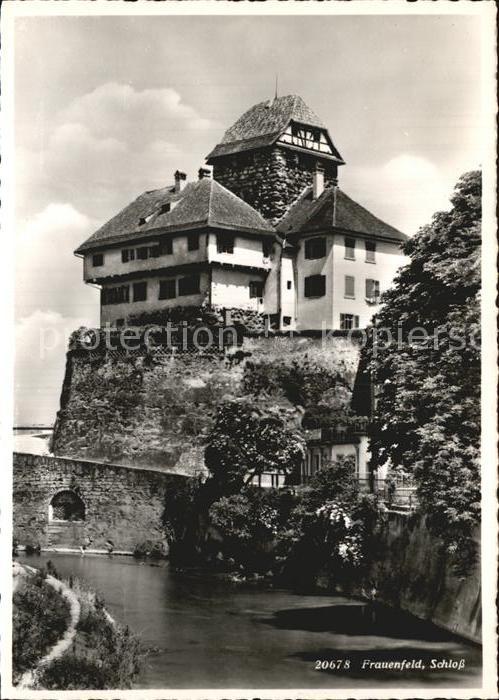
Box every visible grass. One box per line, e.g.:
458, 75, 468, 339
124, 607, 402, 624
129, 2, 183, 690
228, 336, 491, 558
13, 569, 70, 682
35, 576, 142, 690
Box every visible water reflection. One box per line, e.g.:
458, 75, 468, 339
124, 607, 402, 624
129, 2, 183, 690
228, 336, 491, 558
16, 552, 481, 689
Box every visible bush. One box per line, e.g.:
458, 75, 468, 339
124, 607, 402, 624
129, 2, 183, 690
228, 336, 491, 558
132, 540, 166, 559
13, 578, 70, 680
35, 581, 142, 690
24, 542, 41, 555
208, 487, 300, 573
37, 623, 141, 690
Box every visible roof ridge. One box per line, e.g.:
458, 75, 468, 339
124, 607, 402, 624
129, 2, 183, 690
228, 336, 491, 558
336, 187, 404, 234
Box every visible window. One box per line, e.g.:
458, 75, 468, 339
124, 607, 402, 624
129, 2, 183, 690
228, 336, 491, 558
160, 239, 173, 256
344, 275, 355, 299
304, 237, 326, 259
92, 253, 104, 267
133, 281, 147, 302
121, 249, 135, 263
262, 240, 273, 258
282, 316, 292, 326
187, 234, 199, 251
340, 313, 360, 330
287, 280, 292, 290
365, 240, 376, 263
159, 279, 176, 300
304, 274, 326, 298
178, 274, 200, 296
366, 278, 380, 302
216, 232, 234, 254
137, 247, 149, 261
249, 280, 264, 298
101, 285, 129, 306
149, 245, 160, 258
345, 237, 356, 260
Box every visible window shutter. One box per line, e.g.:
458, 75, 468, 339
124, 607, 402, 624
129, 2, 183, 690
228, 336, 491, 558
345, 275, 355, 298
159, 279, 176, 300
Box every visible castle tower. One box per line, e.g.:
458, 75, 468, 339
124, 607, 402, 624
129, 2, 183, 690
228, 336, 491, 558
206, 95, 345, 223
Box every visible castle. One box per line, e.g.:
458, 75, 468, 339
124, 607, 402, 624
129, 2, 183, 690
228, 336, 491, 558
75, 94, 408, 331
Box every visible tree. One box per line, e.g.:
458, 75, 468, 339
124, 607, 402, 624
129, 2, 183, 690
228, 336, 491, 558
366, 170, 481, 566
204, 400, 305, 494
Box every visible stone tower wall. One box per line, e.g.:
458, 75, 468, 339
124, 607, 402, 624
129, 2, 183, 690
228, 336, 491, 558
212, 146, 337, 223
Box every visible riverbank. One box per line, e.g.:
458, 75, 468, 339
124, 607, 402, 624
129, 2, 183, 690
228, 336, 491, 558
15, 551, 482, 690
13, 560, 142, 690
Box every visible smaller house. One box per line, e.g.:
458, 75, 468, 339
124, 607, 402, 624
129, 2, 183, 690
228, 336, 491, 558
248, 421, 370, 490
301, 422, 370, 487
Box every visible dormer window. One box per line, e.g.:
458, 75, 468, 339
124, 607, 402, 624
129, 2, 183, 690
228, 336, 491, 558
159, 203, 171, 215
138, 212, 155, 226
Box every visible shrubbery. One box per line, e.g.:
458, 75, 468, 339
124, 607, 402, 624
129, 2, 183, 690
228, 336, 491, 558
204, 457, 385, 589
37, 615, 141, 689
36, 578, 142, 690
13, 574, 70, 681
132, 540, 167, 559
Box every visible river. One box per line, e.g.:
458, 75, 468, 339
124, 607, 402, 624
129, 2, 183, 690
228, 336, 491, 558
16, 552, 481, 689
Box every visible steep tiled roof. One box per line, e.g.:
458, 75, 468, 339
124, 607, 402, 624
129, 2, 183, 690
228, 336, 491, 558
206, 94, 342, 161
75, 178, 275, 254
277, 186, 408, 242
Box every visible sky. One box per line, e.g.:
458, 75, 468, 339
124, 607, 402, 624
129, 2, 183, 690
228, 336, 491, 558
13, 12, 483, 425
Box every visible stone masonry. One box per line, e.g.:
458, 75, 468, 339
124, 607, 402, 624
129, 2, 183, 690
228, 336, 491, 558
13, 452, 187, 552
212, 146, 337, 223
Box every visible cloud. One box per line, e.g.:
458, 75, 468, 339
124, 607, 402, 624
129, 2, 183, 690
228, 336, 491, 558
13, 80, 212, 424
16, 203, 101, 320
15, 309, 95, 426
61, 83, 211, 140
17, 83, 211, 222
342, 154, 457, 236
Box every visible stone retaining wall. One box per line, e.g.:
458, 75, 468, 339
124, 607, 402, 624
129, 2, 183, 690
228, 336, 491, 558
13, 453, 187, 552
373, 512, 481, 644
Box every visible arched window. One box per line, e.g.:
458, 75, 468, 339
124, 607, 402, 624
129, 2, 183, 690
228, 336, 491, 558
49, 490, 85, 522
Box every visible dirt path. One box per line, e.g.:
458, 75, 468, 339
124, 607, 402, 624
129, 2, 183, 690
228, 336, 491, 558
16, 565, 81, 689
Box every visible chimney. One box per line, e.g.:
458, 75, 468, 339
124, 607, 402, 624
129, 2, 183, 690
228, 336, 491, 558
198, 167, 211, 180
312, 165, 325, 200
174, 170, 187, 193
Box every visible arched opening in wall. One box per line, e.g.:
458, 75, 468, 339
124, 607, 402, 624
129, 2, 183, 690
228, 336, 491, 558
49, 490, 85, 522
